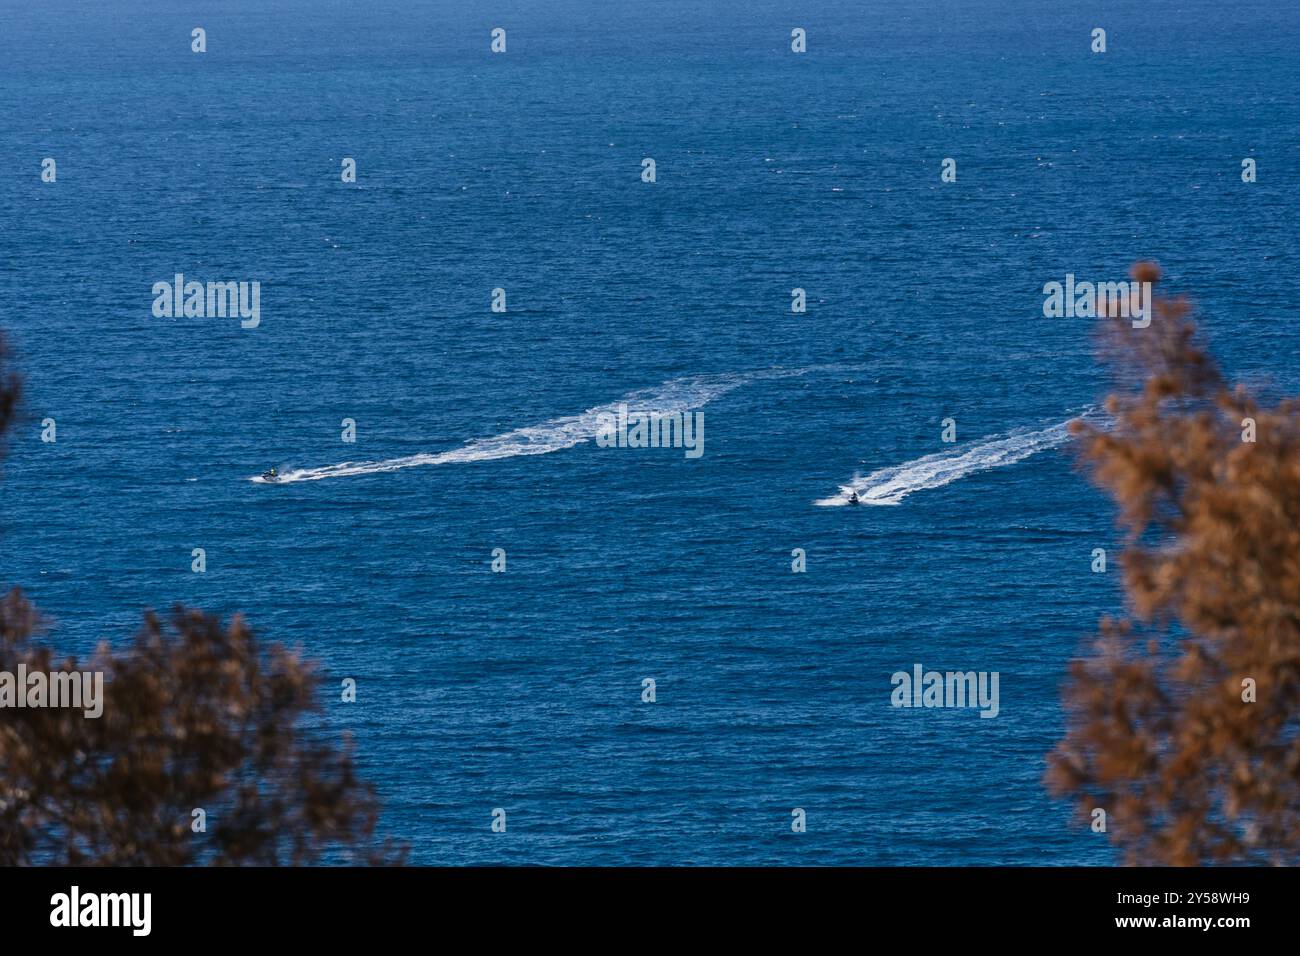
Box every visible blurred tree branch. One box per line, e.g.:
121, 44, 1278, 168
0, 335, 402, 865
1048, 263, 1300, 865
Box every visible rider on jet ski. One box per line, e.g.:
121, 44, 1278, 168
847, 490, 860, 505
263, 466, 279, 481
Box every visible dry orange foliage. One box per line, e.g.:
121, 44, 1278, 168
1048, 263, 1300, 865
0, 336, 399, 865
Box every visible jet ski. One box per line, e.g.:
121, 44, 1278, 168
847, 491, 861, 505
261, 467, 280, 482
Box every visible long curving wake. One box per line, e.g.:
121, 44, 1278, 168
814, 410, 1097, 507
251, 365, 846, 484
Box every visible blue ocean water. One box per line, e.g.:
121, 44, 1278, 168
1, 0, 1297, 864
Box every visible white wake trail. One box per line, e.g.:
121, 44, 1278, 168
252, 365, 842, 484
815, 410, 1096, 507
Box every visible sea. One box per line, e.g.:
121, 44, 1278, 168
1, 0, 1297, 864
